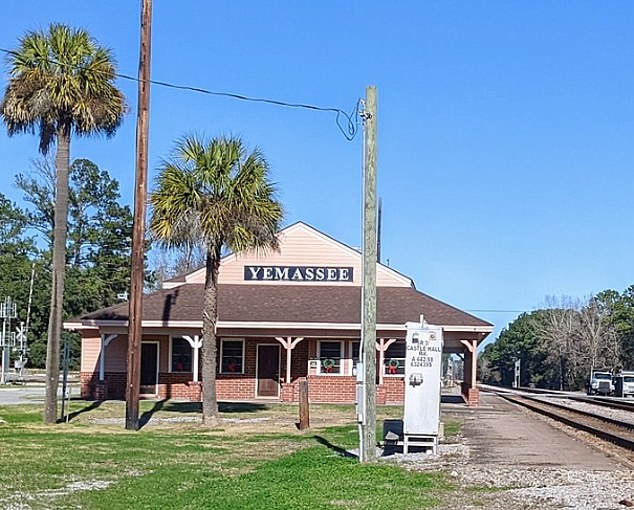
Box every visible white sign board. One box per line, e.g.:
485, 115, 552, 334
403, 322, 443, 436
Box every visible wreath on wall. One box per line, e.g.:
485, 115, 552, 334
387, 358, 400, 375
322, 358, 336, 373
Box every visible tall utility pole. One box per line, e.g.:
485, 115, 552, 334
125, 0, 153, 431
360, 86, 378, 462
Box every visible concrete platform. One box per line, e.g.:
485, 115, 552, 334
445, 392, 622, 470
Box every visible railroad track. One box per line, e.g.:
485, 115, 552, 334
568, 395, 634, 413
499, 393, 634, 451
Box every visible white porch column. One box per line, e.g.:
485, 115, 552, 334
99, 334, 117, 381
376, 338, 396, 385
460, 339, 478, 389
275, 336, 305, 383
183, 335, 203, 382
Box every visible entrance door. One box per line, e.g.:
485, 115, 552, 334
257, 344, 280, 397
140, 342, 158, 395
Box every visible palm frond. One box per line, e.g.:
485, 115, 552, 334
150, 134, 284, 260
1, 23, 126, 151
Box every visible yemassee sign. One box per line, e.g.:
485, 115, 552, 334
244, 266, 353, 282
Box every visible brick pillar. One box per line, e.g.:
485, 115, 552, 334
187, 381, 202, 401
376, 384, 387, 405
281, 382, 296, 402
466, 387, 480, 406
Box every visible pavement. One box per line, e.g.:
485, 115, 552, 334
444, 391, 622, 470
0, 381, 80, 405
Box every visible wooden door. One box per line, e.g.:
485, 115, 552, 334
140, 342, 158, 395
257, 345, 280, 397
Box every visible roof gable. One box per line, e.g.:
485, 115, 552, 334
163, 221, 413, 288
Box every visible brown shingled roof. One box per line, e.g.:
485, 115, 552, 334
80, 284, 491, 328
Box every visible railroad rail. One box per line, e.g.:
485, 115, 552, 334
568, 395, 634, 413
499, 393, 634, 451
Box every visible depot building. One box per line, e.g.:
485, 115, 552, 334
66, 222, 493, 406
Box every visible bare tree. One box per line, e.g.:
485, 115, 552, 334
537, 295, 581, 390
577, 296, 620, 375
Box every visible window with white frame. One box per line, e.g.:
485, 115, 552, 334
384, 340, 406, 376
318, 340, 343, 374
350, 341, 360, 363
348, 340, 361, 375
220, 339, 244, 374
171, 337, 193, 372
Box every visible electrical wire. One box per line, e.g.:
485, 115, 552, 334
0, 46, 362, 141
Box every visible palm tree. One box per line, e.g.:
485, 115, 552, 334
1, 24, 126, 423
150, 135, 283, 425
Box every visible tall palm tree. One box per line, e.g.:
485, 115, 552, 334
150, 135, 283, 425
1, 24, 125, 423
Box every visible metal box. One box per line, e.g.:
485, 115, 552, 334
403, 322, 444, 436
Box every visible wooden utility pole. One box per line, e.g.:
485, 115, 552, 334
360, 86, 378, 462
125, 0, 153, 431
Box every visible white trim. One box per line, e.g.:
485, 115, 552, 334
69, 319, 492, 334
317, 339, 345, 375
255, 343, 281, 398
182, 335, 203, 382
99, 334, 117, 381
348, 340, 360, 376
140, 341, 160, 396
219, 338, 245, 375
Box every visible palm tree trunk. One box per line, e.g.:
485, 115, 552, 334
44, 128, 70, 424
201, 247, 221, 426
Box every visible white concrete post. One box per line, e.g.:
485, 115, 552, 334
99, 334, 117, 381
183, 335, 202, 382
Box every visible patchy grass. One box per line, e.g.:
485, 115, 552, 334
0, 401, 458, 509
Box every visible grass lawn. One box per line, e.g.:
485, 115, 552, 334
0, 400, 461, 509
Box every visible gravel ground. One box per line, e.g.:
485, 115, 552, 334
380, 436, 634, 509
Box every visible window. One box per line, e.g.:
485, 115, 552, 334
384, 341, 405, 376
171, 337, 192, 372
220, 339, 244, 374
351, 341, 360, 363
318, 341, 343, 374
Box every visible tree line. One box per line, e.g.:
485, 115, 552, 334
479, 290, 634, 390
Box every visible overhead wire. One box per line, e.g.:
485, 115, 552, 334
0, 46, 362, 141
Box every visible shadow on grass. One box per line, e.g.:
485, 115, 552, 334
139, 399, 167, 428
138, 400, 269, 417
60, 400, 103, 423
218, 402, 269, 413
313, 435, 358, 459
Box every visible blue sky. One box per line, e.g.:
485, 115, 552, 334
2, 1, 634, 346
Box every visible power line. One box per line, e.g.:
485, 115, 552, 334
0, 46, 361, 141
466, 309, 528, 314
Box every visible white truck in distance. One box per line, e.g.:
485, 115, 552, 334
587, 371, 614, 396
619, 371, 634, 397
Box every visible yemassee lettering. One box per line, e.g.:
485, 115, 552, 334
244, 266, 353, 282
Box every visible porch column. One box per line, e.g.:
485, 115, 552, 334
460, 339, 479, 406
376, 338, 396, 385
183, 335, 203, 382
275, 336, 305, 383
99, 334, 117, 381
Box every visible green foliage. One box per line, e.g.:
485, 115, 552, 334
150, 135, 284, 257
0, 158, 135, 368
1, 24, 125, 152
482, 289, 634, 389
0, 405, 450, 510
481, 311, 551, 387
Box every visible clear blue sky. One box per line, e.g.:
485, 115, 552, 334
2, 1, 634, 346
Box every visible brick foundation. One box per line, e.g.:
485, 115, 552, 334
81, 371, 473, 406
